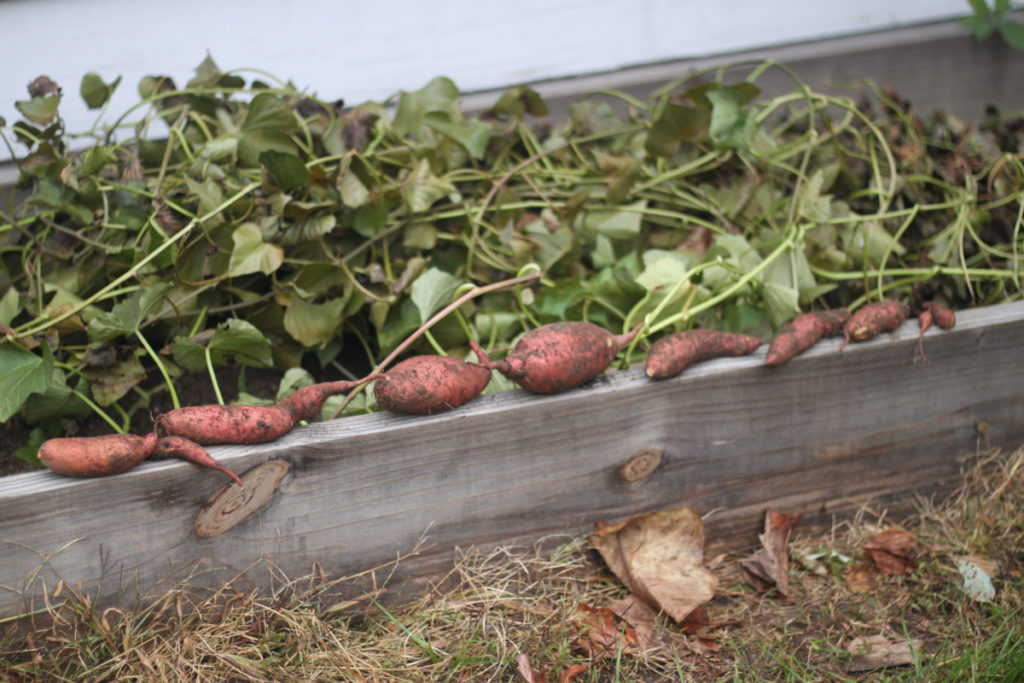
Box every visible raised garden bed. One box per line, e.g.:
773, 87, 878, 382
2, 17, 1024, 624
2, 300, 1023, 620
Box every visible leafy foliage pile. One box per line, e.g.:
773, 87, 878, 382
1, 57, 1022, 465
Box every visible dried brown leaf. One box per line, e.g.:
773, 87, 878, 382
593, 507, 717, 623
608, 595, 660, 651
740, 510, 802, 597
863, 528, 919, 576
570, 603, 637, 660
516, 652, 548, 683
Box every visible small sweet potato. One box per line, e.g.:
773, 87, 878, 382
647, 329, 762, 379
922, 301, 955, 329
280, 376, 382, 422
482, 321, 639, 394
765, 308, 850, 366
841, 301, 909, 350
374, 348, 492, 415
39, 433, 159, 478
153, 435, 243, 486
157, 404, 294, 445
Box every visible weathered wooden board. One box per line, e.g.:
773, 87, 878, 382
1, 301, 1023, 619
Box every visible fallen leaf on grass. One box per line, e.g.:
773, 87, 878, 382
515, 652, 548, 683
740, 510, 802, 597
608, 595, 660, 650
591, 507, 717, 622
863, 529, 919, 576
570, 603, 638, 659
844, 635, 922, 672
954, 555, 997, 602
844, 563, 879, 592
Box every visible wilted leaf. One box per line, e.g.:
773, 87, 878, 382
740, 509, 802, 597
337, 166, 370, 209
238, 93, 299, 165
514, 652, 548, 683
863, 528, 918, 576
845, 635, 922, 673
392, 76, 460, 139
80, 72, 121, 109
229, 222, 284, 276
15, 95, 62, 125
424, 111, 491, 160
608, 595, 660, 651
580, 200, 647, 240
88, 355, 145, 406
569, 603, 637, 660
401, 158, 455, 213
954, 555, 997, 602
492, 85, 549, 119
591, 507, 717, 623
645, 102, 709, 157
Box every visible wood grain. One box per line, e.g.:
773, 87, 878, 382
1, 301, 1022, 619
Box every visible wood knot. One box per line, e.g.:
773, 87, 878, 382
617, 448, 662, 482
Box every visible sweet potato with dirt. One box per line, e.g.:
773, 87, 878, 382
374, 348, 492, 415
917, 302, 956, 360
841, 301, 910, 350
280, 376, 382, 422
765, 308, 850, 366
647, 329, 762, 379
158, 377, 377, 444
152, 435, 243, 486
39, 433, 159, 478
479, 321, 639, 394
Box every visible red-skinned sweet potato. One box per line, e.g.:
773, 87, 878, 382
647, 329, 761, 379
917, 302, 956, 361
480, 321, 639, 394
841, 301, 910, 350
765, 308, 850, 366
374, 347, 492, 415
39, 433, 159, 478
152, 435, 243, 486
158, 376, 378, 444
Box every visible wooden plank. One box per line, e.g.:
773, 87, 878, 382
1, 301, 1023, 618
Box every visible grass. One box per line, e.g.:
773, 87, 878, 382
1, 447, 1022, 682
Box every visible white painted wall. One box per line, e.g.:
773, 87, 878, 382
0, 0, 971, 151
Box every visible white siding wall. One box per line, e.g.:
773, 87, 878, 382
1, 0, 970, 142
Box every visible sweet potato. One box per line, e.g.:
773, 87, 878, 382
157, 403, 294, 445
922, 301, 955, 329
374, 347, 492, 415
480, 321, 639, 394
39, 433, 158, 478
152, 436, 243, 486
280, 376, 382, 422
841, 301, 909, 350
646, 329, 761, 379
917, 302, 956, 360
158, 376, 378, 444
765, 308, 850, 366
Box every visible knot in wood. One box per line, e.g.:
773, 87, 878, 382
617, 448, 662, 482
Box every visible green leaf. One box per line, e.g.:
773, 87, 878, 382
88, 283, 171, 342
229, 222, 284, 276
337, 168, 370, 209
401, 158, 455, 213
998, 20, 1024, 49
81, 146, 119, 176
259, 150, 310, 190
0, 287, 20, 327
645, 102, 709, 157
762, 281, 801, 329
280, 213, 337, 245
707, 87, 759, 150
283, 296, 348, 347
410, 267, 461, 323
492, 86, 549, 118
423, 111, 491, 160
392, 76, 460, 139
80, 72, 121, 109
635, 251, 692, 291
276, 367, 315, 403
169, 319, 274, 371
15, 95, 62, 125
12, 427, 46, 464
238, 93, 299, 166
403, 223, 438, 250
581, 199, 647, 240
0, 343, 52, 422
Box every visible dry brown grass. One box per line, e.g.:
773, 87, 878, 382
3, 447, 1022, 682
